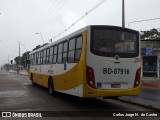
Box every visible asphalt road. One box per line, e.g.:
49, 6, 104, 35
0, 70, 159, 120
120, 87, 160, 109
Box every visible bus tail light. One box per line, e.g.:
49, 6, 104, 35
86, 66, 95, 88
134, 68, 141, 88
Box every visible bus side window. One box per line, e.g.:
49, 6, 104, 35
43, 49, 46, 64
57, 43, 63, 63
33, 53, 35, 65
68, 38, 75, 62
40, 51, 43, 65
36, 52, 39, 65
31, 54, 33, 65
46, 48, 50, 64
63, 41, 68, 63
49, 47, 53, 64
75, 36, 82, 61
53, 45, 57, 64
35, 53, 36, 65
38, 52, 41, 65
29, 54, 32, 65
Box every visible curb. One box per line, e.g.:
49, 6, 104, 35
141, 82, 160, 89
117, 98, 160, 112
19, 72, 27, 76
9, 70, 27, 76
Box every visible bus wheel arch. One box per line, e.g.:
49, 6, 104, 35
48, 76, 56, 96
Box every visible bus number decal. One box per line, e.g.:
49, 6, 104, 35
103, 68, 129, 74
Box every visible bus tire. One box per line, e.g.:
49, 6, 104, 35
48, 77, 55, 96
30, 74, 36, 86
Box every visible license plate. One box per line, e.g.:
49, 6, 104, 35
111, 83, 121, 88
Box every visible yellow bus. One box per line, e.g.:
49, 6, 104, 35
28, 25, 141, 98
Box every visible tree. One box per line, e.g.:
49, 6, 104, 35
141, 28, 160, 40
33, 45, 41, 51
14, 56, 21, 66
32, 43, 49, 51
22, 51, 30, 68
10, 60, 13, 65
3, 64, 12, 70
14, 51, 30, 68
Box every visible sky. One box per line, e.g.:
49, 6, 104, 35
0, 0, 160, 66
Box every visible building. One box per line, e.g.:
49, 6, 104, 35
141, 39, 160, 78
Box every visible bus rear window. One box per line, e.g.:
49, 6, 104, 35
91, 28, 139, 58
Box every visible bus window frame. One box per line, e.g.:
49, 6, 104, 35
46, 48, 50, 64
68, 34, 83, 63
68, 38, 76, 63
40, 50, 43, 65
43, 49, 46, 64
49, 46, 54, 64
53, 45, 57, 64
57, 42, 63, 64
90, 26, 139, 58
75, 35, 83, 62
62, 40, 68, 63
38, 51, 41, 65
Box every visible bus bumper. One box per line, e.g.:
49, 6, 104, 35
83, 84, 141, 98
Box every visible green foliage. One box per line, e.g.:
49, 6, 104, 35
141, 28, 160, 40
10, 60, 13, 64
32, 43, 49, 51
14, 51, 30, 68
33, 45, 41, 51
14, 56, 21, 66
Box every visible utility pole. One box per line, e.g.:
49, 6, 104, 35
8, 55, 9, 64
8, 55, 9, 71
8, 55, 9, 65
21, 43, 28, 69
122, 0, 125, 28
18, 41, 21, 70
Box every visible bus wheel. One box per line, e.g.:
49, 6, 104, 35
30, 74, 36, 86
48, 78, 55, 96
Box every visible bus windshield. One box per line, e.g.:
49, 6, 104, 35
91, 27, 139, 58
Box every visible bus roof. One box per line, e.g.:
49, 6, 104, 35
29, 25, 138, 55
30, 25, 89, 55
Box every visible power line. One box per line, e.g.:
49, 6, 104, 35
36, 0, 66, 31
52, 0, 107, 40
40, 0, 67, 30
35, 0, 59, 29
128, 17, 160, 27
